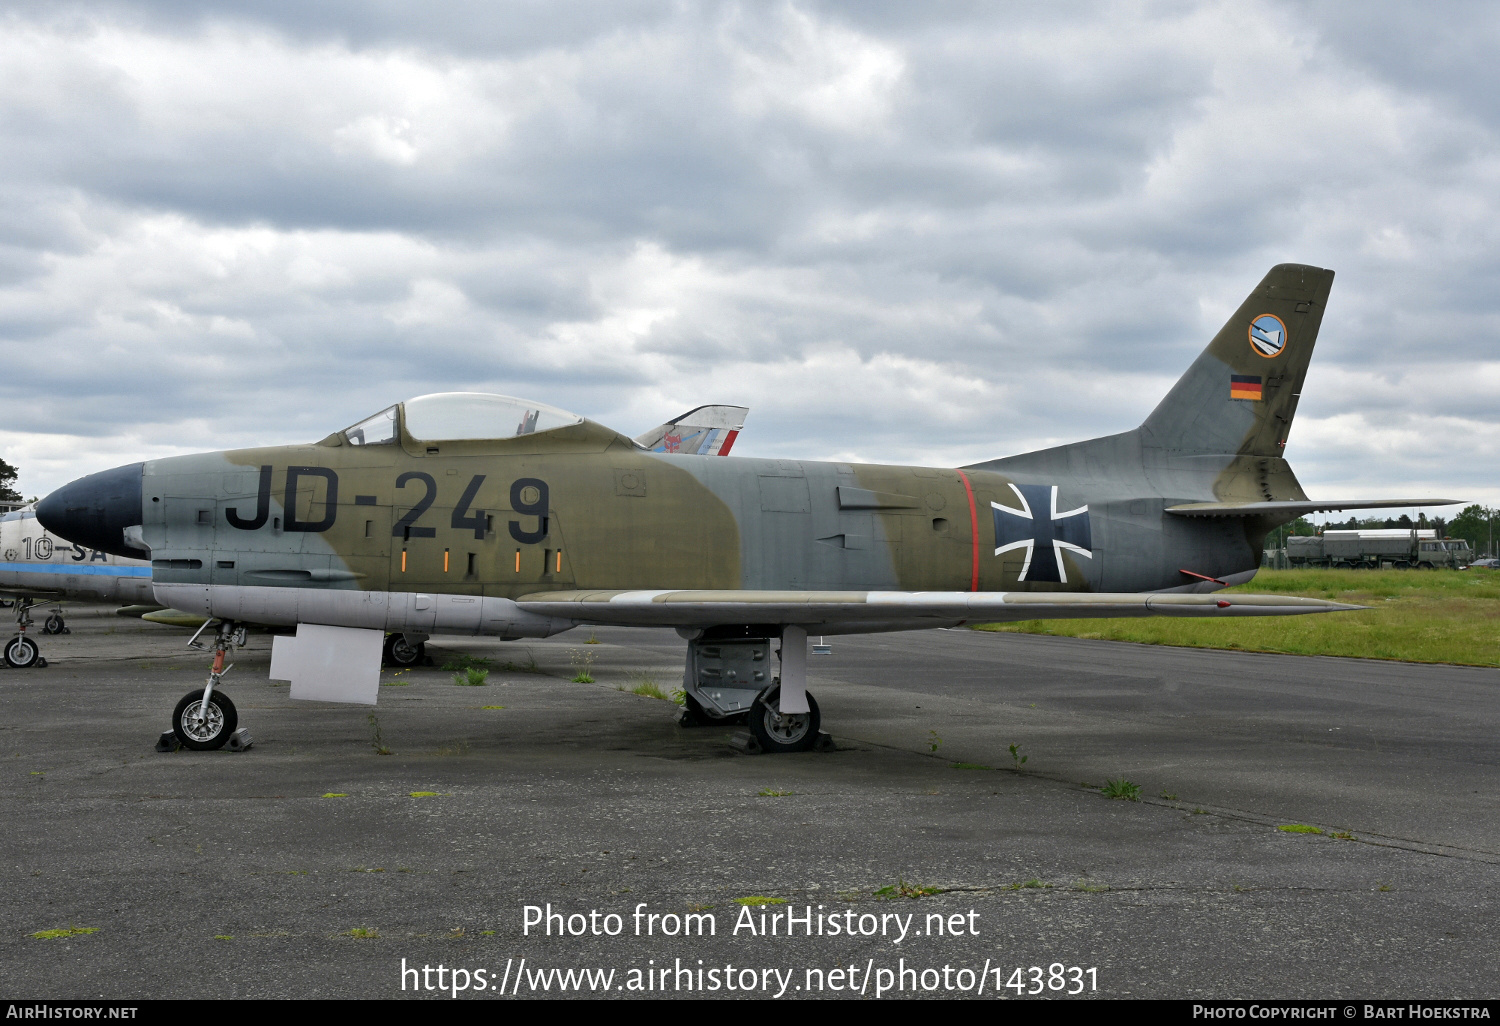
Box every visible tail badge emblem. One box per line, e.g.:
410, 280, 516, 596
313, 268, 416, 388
1249, 313, 1287, 358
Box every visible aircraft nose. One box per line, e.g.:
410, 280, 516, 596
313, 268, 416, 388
36, 462, 146, 559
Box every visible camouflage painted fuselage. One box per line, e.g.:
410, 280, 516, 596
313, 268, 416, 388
138, 423, 1263, 603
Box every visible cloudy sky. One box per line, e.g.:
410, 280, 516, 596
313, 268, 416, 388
2, 1, 1498, 515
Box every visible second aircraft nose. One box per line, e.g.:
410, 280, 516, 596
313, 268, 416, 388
36, 462, 147, 559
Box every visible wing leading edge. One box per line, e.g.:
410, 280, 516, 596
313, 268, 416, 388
516, 589, 1361, 633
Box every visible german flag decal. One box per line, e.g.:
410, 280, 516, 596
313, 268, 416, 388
1230, 374, 1263, 400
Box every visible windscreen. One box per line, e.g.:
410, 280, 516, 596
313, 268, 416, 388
343, 406, 398, 446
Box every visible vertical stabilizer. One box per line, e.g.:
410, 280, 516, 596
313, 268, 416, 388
1140, 264, 1334, 457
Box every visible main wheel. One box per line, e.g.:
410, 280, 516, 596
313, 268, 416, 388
173, 690, 238, 751
382, 634, 425, 667
748, 686, 821, 754
43, 614, 66, 635
4, 636, 39, 668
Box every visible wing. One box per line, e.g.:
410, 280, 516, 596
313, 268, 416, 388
517, 589, 1361, 634
633, 405, 748, 456
1166, 499, 1463, 518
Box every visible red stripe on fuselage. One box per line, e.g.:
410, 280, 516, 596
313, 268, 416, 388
718, 430, 739, 456
956, 469, 980, 592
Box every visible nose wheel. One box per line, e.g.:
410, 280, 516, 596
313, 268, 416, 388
4, 635, 40, 668
173, 689, 239, 750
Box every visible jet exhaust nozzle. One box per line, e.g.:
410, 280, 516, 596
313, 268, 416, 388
36, 462, 146, 559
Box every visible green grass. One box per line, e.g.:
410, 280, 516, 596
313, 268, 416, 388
30, 926, 98, 940
758, 788, 794, 797
1100, 778, 1142, 801
1277, 823, 1324, 834
973, 569, 1500, 666
452, 666, 489, 686
735, 896, 785, 906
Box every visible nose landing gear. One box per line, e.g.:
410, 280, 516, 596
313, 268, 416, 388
4, 599, 45, 668
169, 620, 248, 751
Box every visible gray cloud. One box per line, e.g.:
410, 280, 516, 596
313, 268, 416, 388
0, 0, 1496, 515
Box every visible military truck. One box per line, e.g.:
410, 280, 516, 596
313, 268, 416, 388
1286, 530, 1472, 569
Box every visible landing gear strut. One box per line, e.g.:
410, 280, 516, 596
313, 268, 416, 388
4, 599, 44, 668
171, 620, 246, 751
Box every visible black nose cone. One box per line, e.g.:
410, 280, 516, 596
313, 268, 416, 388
36, 462, 146, 559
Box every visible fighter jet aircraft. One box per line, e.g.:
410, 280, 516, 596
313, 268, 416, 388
37, 264, 1459, 754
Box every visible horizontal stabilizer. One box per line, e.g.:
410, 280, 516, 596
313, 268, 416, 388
518, 589, 1361, 632
1166, 499, 1464, 518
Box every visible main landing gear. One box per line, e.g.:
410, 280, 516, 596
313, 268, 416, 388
382, 632, 427, 667
163, 620, 249, 752
679, 625, 826, 753
4, 599, 45, 669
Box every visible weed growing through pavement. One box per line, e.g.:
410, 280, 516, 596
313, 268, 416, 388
570, 649, 596, 683
1277, 824, 1323, 834
442, 655, 493, 672
734, 896, 786, 906
1160, 791, 1178, 800
368, 713, 391, 755
875, 879, 945, 899
1008, 879, 1053, 891
452, 666, 489, 686
344, 927, 379, 939
1100, 779, 1141, 801
758, 789, 793, 797
1008, 742, 1028, 770
624, 675, 675, 701
927, 730, 942, 753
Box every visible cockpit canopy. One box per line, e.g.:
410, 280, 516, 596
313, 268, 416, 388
343, 392, 584, 446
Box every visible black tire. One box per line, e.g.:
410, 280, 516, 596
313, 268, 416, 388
383, 634, 425, 667
748, 686, 821, 754
172, 690, 238, 751
4, 636, 39, 668
43, 614, 65, 635
1418, 562, 1434, 570
1395, 561, 1410, 569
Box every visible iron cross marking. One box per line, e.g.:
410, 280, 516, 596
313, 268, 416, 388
991, 483, 1093, 583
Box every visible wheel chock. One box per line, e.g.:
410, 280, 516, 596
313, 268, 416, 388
729, 731, 762, 754
812, 731, 835, 752
226, 727, 253, 752
35, 658, 46, 668
155, 730, 181, 753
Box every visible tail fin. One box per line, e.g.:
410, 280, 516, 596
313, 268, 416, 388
1140, 263, 1334, 457
634, 404, 748, 455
